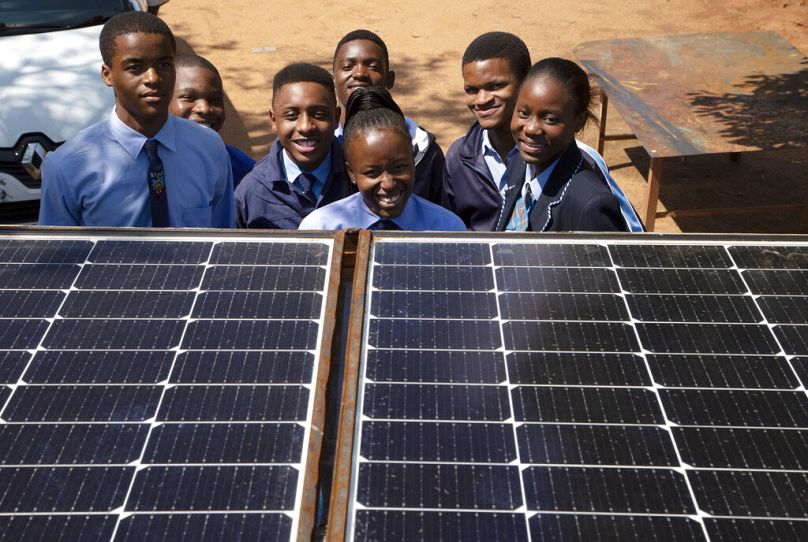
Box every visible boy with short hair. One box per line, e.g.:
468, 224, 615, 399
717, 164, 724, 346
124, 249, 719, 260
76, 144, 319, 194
170, 54, 255, 187
39, 11, 234, 228
235, 63, 348, 229
332, 29, 445, 204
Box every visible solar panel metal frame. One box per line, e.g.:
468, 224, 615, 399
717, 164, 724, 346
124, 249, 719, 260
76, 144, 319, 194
328, 230, 808, 542
0, 226, 345, 542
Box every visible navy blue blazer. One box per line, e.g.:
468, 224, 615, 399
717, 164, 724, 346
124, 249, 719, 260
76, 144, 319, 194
442, 122, 503, 231
235, 139, 350, 229
496, 143, 628, 232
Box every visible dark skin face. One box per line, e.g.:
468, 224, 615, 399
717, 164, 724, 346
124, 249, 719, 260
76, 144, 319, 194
169, 65, 226, 132
269, 82, 339, 171
462, 58, 520, 160
102, 32, 175, 138
333, 39, 395, 125
511, 75, 586, 173
346, 127, 414, 219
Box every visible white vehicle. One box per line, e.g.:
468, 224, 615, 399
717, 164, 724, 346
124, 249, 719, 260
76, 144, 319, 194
0, 0, 169, 221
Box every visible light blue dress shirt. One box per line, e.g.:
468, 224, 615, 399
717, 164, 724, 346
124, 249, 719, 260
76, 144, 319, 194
298, 192, 467, 231
281, 148, 331, 199
481, 129, 518, 199
39, 110, 235, 228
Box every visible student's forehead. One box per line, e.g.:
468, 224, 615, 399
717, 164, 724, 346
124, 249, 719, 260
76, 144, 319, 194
462, 58, 515, 83
113, 32, 174, 59
335, 39, 387, 63
175, 66, 223, 90
273, 82, 335, 108
519, 76, 573, 107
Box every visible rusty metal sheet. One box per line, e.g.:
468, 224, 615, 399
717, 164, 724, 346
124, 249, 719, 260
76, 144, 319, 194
574, 32, 808, 157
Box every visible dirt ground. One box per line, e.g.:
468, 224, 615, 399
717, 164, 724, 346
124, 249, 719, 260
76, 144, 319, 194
160, 0, 808, 233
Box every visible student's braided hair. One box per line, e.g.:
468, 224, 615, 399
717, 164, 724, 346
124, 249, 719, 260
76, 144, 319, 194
342, 86, 410, 151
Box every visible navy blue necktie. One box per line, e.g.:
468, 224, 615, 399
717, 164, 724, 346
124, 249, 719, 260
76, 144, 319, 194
144, 139, 169, 227
297, 172, 317, 202
374, 219, 401, 230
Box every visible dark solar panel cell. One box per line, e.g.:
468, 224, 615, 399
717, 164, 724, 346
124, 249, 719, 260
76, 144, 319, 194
0, 351, 30, 384
0, 240, 93, 264
660, 389, 808, 427
43, 319, 185, 350
609, 244, 732, 268
60, 291, 195, 319
374, 242, 491, 266
0, 386, 9, 406
627, 294, 762, 323
636, 323, 780, 354
493, 243, 611, 267
775, 325, 808, 355
363, 384, 510, 421
618, 268, 746, 294
202, 265, 325, 291
529, 514, 706, 542
192, 291, 322, 319
512, 386, 663, 424
523, 466, 695, 514
144, 423, 305, 463
371, 291, 498, 319
673, 427, 808, 469
373, 265, 494, 292
0, 319, 50, 349
356, 463, 522, 509
0, 424, 148, 465
729, 245, 808, 270
791, 357, 808, 387
171, 351, 314, 384
3, 385, 162, 422
23, 350, 174, 384
503, 321, 639, 352
756, 296, 808, 324
517, 424, 678, 466
500, 292, 628, 321
116, 513, 292, 542
368, 319, 501, 350
0, 466, 133, 512
354, 511, 529, 542
360, 422, 516, 462
496, 267, 619, 293
127, 466, 298, 511
689, 470, 808, 517
705, 518, 808, 542
210, 241, 329, 266
182, 320, 318, 350
648, 354, 798, 389
743, 269, 808, 295
0, 290, 64, 317
158, 385, 309, 422
0, 515, 116, 541
75, 264, 204, 290
507, 352, 650, 386
0, 263, 79, 289
365, 350, 505, 384
89, 241, 211, 264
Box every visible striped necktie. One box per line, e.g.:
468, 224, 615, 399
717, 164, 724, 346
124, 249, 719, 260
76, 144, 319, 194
144, 139, 169, 227
506, 183, 534, 231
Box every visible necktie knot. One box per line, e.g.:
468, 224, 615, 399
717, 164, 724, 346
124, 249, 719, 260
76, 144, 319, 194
375, 219, 401, 230
297, 172, 317, 201
144, 139, 160, 162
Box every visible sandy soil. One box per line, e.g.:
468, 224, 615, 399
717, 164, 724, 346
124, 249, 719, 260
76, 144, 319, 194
160, 0, 808, 233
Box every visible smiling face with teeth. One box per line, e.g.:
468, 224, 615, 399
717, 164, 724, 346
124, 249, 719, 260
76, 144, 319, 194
345, 127, 414, 219
270, 81, 339, 171
333, 39, 395, 126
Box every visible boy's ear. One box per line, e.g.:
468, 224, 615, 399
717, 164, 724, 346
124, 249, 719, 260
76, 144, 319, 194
101, 64, 113, 88
385, 70, 396, 90
268, 107, 278, 133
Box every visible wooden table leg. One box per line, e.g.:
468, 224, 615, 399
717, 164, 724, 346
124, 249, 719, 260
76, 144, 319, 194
642, 157, 664, 231
597, 94, 608, 155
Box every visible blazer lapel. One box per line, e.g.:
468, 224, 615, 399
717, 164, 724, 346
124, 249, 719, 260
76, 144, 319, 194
528, 143, 585, 231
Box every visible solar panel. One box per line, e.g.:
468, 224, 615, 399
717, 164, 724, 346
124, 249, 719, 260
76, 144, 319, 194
0, 233, 340, 541
332, 235, 808, 541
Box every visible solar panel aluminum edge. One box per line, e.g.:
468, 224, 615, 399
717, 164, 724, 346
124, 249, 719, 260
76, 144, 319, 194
337, 234, 808, 542
0, 230, 342, 542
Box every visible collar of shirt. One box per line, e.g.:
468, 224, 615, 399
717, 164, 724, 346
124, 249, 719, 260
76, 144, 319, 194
280, 147, 331, 197
109, 108, 176, 159
523, 157, 561, 203
481, 129, 518, 196
357, 193, 416, 230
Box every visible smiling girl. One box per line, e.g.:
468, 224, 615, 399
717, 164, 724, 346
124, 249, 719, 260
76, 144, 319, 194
497, 58, 628, 232
299, 87, 466, 231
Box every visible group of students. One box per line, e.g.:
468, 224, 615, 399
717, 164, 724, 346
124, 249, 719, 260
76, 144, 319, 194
39, 11, 643, 233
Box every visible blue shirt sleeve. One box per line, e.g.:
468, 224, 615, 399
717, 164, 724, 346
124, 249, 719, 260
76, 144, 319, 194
39, 154, 80, 226
212, 146, 236, 228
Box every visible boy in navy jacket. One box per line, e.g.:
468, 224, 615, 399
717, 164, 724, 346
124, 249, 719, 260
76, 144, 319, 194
235, 63, 349, 229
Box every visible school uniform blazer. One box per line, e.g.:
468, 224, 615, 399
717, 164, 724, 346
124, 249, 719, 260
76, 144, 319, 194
413, 128, 446, 205
235, 139, 350, 229
496, 143, 628, 232
442, 122, 503, 231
